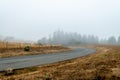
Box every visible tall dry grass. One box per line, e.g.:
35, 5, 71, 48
0, 41, 70, 58
0, 41, 39, 49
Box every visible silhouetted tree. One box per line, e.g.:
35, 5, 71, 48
38, 30, 119, 45
107, 36, 116, 44
37, 40, 42, 45
38, 37, 47, 44
117, 36, 120, 44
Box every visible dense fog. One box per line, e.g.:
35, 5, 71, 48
0, 30, 120, 45
38, 30, 120, 45
0, 0, 120, 40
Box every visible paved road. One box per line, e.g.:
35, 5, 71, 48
0, 48, 95, 71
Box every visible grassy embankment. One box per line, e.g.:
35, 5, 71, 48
0, 45, 120, 80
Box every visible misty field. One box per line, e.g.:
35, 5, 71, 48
0, 45, 120, 80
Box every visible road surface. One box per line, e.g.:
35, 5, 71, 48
0, 48, 95, 71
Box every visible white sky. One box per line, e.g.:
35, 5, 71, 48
0, 0, 120, 41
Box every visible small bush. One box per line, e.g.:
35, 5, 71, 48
4, 68, 15, 76
43, 74, 52, 80
24, 46, 30, 51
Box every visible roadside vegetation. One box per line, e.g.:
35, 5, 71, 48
0, 45, 120, 80
0, 41, 71, 58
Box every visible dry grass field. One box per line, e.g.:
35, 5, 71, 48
0, 45, 120, 80
0, 41, 71, 58
0, 41, 35, 49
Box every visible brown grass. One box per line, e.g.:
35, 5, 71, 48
0, 41, 71, 58
0, 45, 120, 80
0, 46, 71, 58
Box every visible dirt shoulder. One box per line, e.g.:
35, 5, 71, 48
0, 45, 120, 80
0, 45, 72, 58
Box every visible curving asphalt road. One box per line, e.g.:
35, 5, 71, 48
0, 48, 95, 71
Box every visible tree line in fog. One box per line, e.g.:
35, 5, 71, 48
38, 30, 120, 45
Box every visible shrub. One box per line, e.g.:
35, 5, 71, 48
24, 46, 30, 51
4, 68, 15, 76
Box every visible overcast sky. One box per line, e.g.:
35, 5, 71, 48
0, 0, 120, 41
